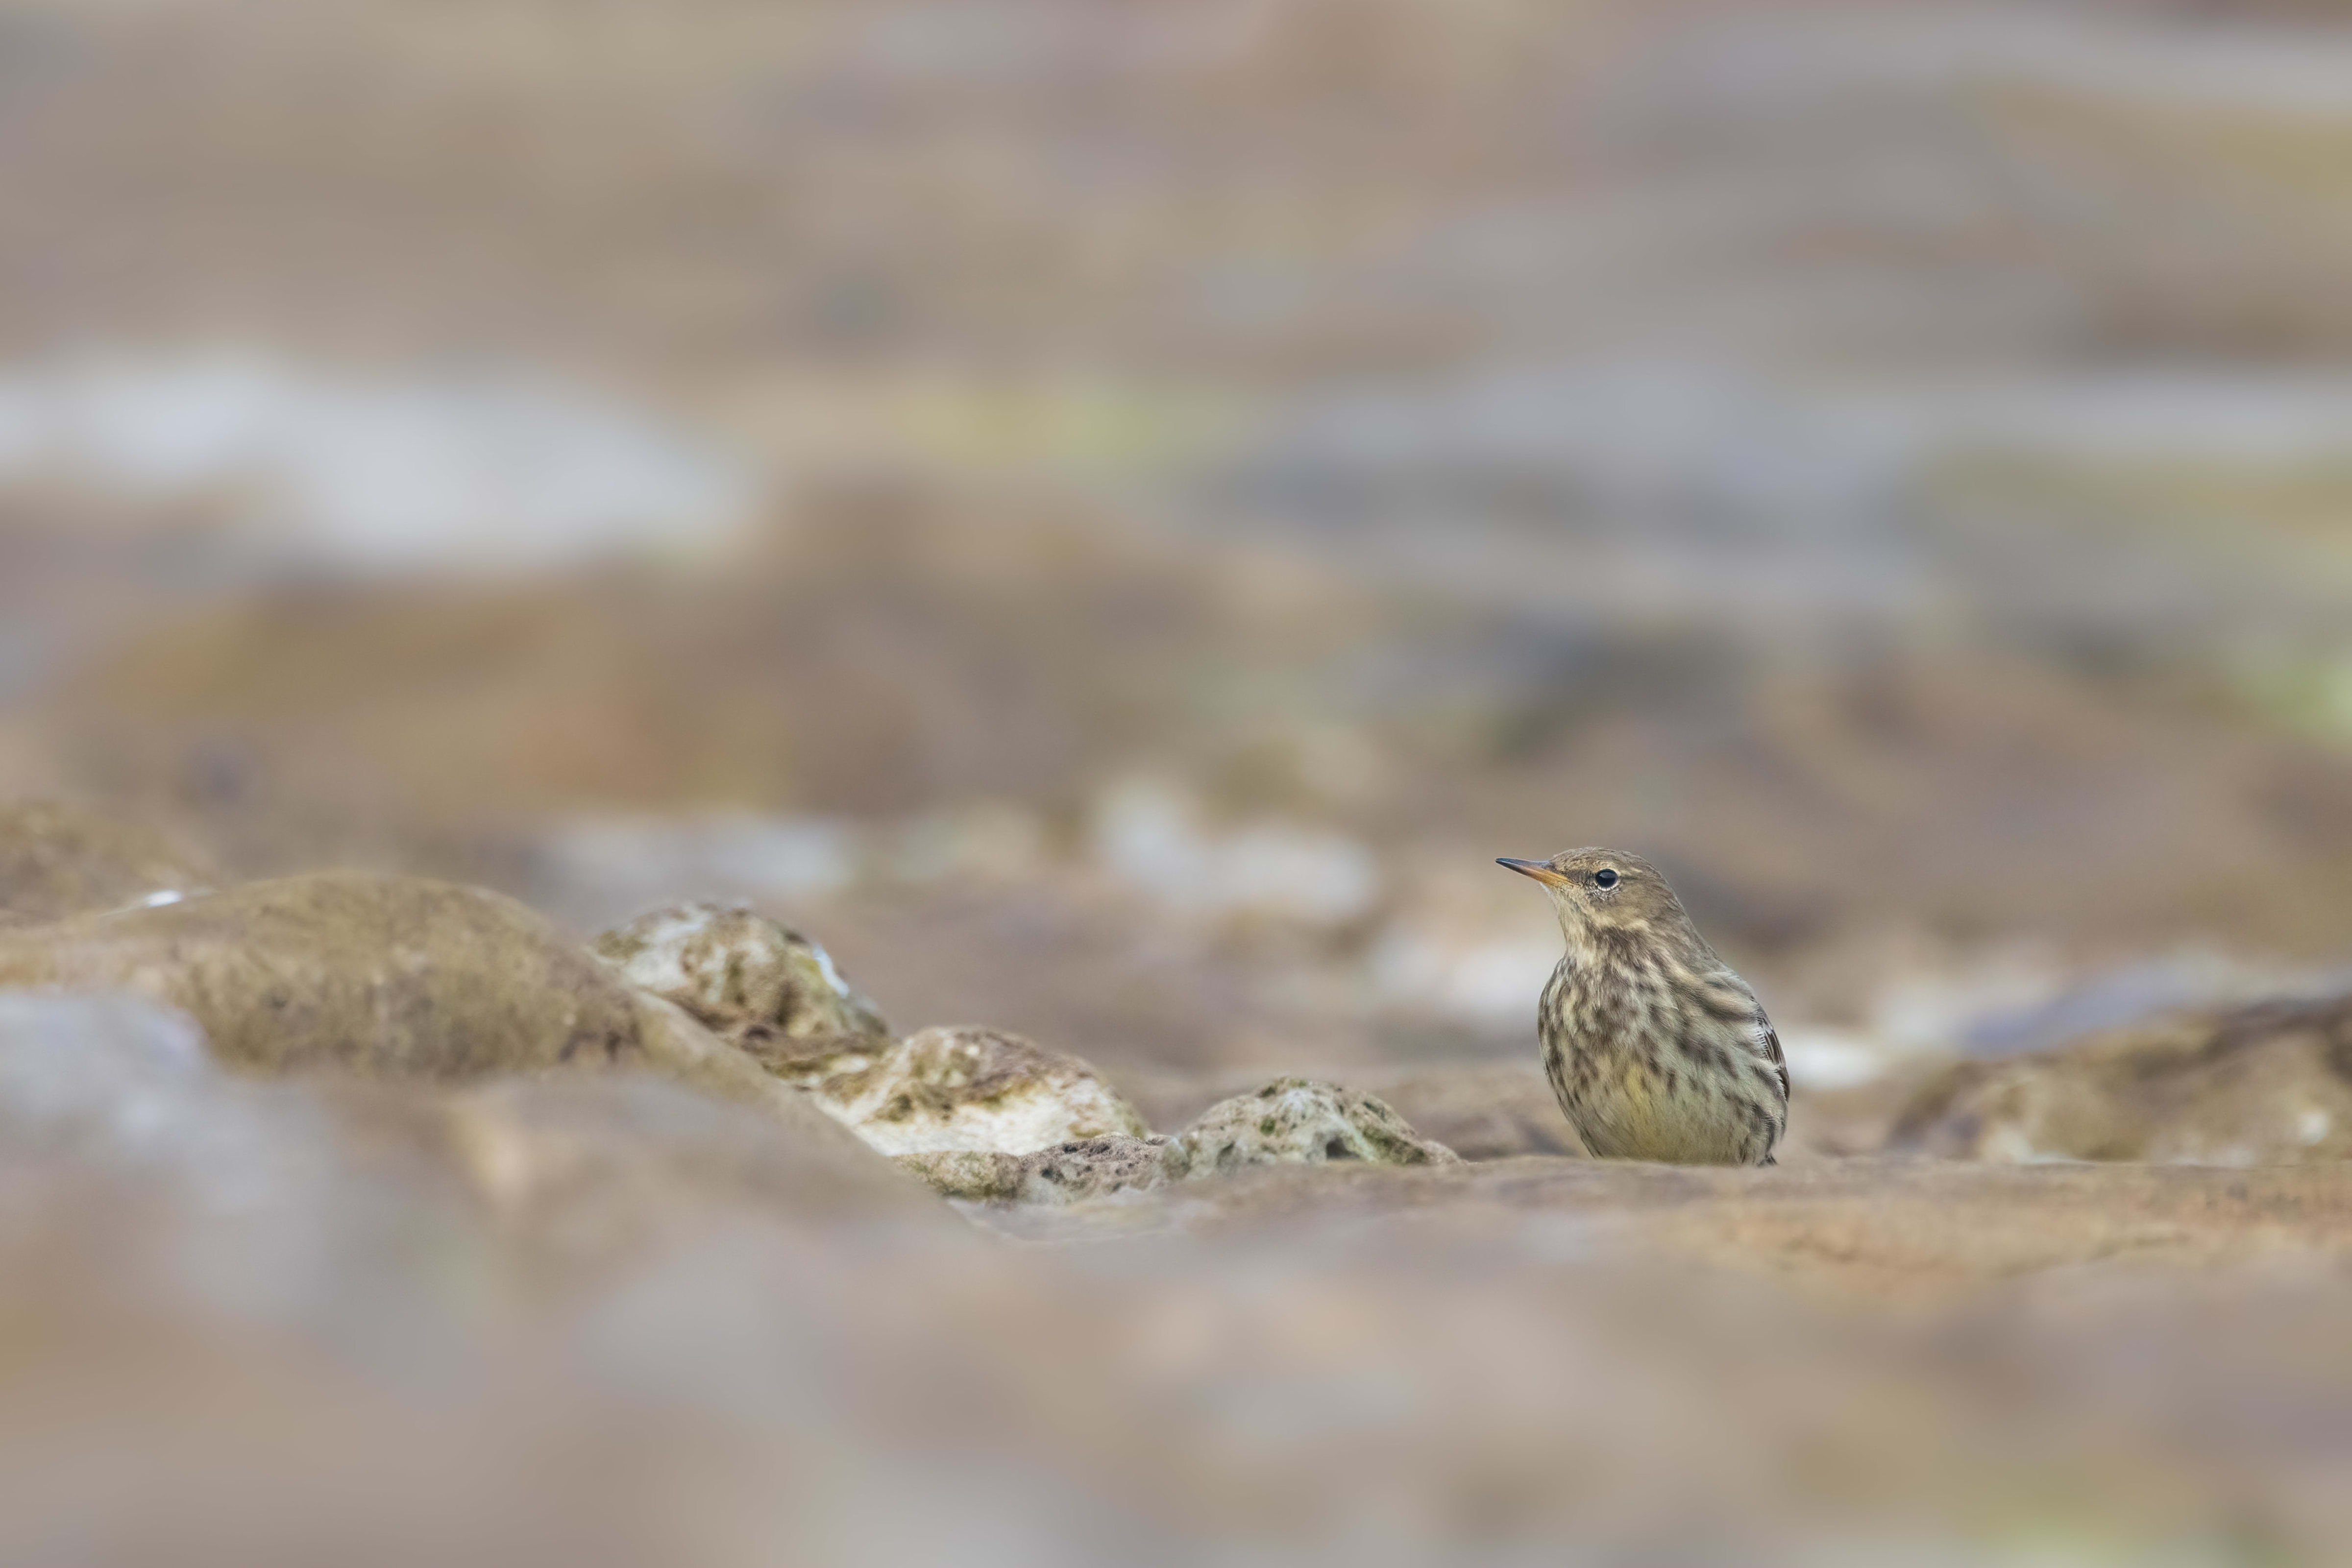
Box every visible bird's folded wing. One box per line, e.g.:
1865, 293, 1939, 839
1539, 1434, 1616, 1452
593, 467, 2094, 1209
1757, 1018, 1789, 1103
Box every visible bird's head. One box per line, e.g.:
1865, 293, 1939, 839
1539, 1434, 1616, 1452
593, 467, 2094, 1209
1496, 847, 1689, 945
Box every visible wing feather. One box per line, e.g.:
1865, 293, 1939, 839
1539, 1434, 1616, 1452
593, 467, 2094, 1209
1758, 1017, 1789, 1104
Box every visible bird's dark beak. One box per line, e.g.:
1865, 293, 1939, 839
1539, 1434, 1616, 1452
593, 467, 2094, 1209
1496, 857, 1568, 887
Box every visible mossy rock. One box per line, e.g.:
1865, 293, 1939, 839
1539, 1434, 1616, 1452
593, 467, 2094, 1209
1176, 1077, 1458, 1177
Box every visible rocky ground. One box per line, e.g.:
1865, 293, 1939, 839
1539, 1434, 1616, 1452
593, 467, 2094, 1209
3, 801, 2352, 1563
6, 0, 2352, 1558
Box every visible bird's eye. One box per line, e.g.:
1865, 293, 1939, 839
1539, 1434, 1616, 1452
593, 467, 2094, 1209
1593, 868, 1618, 889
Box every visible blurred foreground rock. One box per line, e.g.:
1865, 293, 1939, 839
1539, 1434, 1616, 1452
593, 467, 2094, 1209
8, 991, 2352, 1558
1889, 992, 2352, 1164
0, 799, 217, 924
985, 1148, 2352, 1296
0, 991, 939, 1243
440, 1073, 953, 1254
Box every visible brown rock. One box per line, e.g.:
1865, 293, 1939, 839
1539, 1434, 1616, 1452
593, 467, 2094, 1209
1886, 993, 2352, 1164
0, 799, 218, 924
0, 869, 907, 1167
0, 870, 857, 1134
0, 871, 651, 1080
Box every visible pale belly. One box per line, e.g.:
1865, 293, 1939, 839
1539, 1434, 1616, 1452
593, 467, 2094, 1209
1554, 1052, 1777, 1166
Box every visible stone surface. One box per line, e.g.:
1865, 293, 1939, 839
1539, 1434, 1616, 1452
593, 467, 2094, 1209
590, 902, 890, 1066
0, 799, 218, 925
0, 873, 909, 1166
896, 1077, 1467, 1201
1016, 1134, 1188, 1203
0, 871, 657, 1080
903, 1074, 1469, 1206
900, 1134, 1187, 1204
895, 1147, 1026, 1202
1887, 992, 2352, 1164
13, 987, 2352, 1558
442, 1074, 951, 1258
990, 1150, 2352, 1298
1175, 1077, 1459, 1178
806, 1023, 1149, 1157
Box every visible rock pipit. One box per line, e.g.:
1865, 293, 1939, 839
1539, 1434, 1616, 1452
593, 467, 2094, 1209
1499, 848, 1788, 1165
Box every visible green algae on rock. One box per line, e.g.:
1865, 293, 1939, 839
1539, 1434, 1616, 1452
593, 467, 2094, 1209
1887, 991, 2352, 1165
812, 1024, 1149, 1158
443, 1074, 950, 1250
591, 902, 891, 1067
0, 799, 218, 925
1176, 1077, 1458, 1177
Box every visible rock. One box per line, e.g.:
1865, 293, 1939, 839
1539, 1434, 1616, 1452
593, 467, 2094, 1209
0, 871, 655, 1079
810, 1023, 1149, 1157
902, 1078, 1458, 1202
0, 799, 217, 924
0, 871, 896, 1162
443, 1074, 951, 1258
590, 902, 891, 1066
895, 1147, 1027, 1202
900, 1134, 1188, 1204
1175, 1077, 1459, 1177
1886, 992, 2352, 1165
1016, 1134, 1188, 1203
0, 990, 228, 1162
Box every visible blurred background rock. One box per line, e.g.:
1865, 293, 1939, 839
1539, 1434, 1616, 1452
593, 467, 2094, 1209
9, 0, 2352, 1556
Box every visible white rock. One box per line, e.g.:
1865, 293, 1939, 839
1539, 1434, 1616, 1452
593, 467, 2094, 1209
591, 902, 889, 1055
810, 1025, 1148, 1158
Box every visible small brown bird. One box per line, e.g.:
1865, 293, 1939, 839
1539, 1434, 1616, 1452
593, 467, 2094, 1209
1499, 848, 1788, 1165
